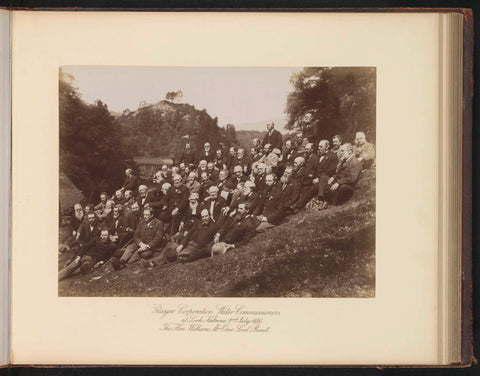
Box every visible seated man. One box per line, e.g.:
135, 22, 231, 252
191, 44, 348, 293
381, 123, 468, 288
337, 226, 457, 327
214, 149, 227, 171
198, 171, 215, 201
226, 146, 237, 171
122, 190, 135, 208
281, 139, 298, 166
226, 180, 261, 216
234, 148, 251, 176
70, 212, 101, 254
179, 192, 205, 234
216, 169, 229, 194
212, 203, 258, 255
59, 203, 85, 251
203, 185, 228, 224
290, 140, 337, 209
317, 143, 362, 206
59, 228, 116, 281
176, 209, 217, 263
185, 171, 201, 195
207, 162, 219, 183
111, 207, 165, 268
113, 190, 125, 205
106, 204, 133, 248
289, 156, 314, 212
331, 135, 342, 155
96, 199, 115, 223
353, 131, 375, 169
226, 165, 248, 191
94, 192, 108, 212
255, 173, 285, 232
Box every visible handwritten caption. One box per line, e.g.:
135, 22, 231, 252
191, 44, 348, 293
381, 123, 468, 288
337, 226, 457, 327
153, 304, 280, 333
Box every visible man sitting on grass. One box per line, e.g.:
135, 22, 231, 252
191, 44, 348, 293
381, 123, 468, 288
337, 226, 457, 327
59, 228, 116, 281
316, 143, 362, 207
212, 203, 258, 255
176, 209, 217, 263
111, 207, 165, 269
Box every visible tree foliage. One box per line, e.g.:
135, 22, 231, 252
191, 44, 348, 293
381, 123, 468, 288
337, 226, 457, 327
115, 100, 236, 161
59, 70, 133, 201
285, 67, 376, 144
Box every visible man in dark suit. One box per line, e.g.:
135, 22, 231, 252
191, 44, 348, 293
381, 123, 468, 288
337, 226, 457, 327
59, 228, 116, 280
256, 173, 286, 231
198, 142, 214, 163
167, 174, 190, 235
289, 156, 315, 212
76, 212, 101, 249
136, 185, 162, 212
317, 143, 362, 206
121, 168, 138, 192
198, 171, 215, 201
106, 204, 134, 248
291, 140, 338, 209
225, 165, 248, 191
179, 192, 206, 233
203, 185, 228, 224
179, 143, 196, 167
176, 209, 217, 262
261, 122, 283, 151
214, 203, 258, 249
234, 148, 251, 176
112, 207, 165, 268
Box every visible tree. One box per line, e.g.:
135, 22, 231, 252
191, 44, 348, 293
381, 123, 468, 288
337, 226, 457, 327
285, 67, 376, 145
59, 70, 134, 204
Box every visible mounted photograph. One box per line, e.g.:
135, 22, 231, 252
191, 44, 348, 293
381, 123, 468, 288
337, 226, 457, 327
58, 66, 376, 298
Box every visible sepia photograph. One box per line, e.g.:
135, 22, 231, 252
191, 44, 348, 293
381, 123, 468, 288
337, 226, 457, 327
58, 66, 376, 298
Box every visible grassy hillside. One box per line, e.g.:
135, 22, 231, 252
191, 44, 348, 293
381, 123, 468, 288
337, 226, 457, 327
59, 169, 375, 298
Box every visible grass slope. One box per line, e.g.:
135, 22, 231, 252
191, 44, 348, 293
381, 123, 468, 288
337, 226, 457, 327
59, 170, 375, 298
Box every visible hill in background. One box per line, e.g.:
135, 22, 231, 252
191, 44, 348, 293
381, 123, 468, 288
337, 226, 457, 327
115, 100, 236, 161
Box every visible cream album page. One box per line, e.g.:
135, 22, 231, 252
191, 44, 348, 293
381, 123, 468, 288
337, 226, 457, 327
11, 11, 439, 365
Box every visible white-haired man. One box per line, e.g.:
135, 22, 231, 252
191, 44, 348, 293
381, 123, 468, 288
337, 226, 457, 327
235, 148, 251, 175
179, 192, 205, 233
199, 142, 214, 163
203, 185, 228, 223
353, 131, 375, 169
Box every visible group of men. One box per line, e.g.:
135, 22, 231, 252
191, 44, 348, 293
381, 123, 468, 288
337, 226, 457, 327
59, 122, 375, 280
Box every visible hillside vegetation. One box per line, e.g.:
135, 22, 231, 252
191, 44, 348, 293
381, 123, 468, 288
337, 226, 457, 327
115, 101, 236, 160
59, 170, 375, 298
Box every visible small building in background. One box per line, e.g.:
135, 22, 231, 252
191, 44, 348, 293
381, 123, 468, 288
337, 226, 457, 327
133, 157, 174, 179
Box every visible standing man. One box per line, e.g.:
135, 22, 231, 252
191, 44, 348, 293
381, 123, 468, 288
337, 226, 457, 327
121, 168, 138, 192
179, 143, 196, 167
261, 121, 283, 151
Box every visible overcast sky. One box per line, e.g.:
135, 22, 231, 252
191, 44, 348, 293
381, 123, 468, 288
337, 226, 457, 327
61, 66, 300, 128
